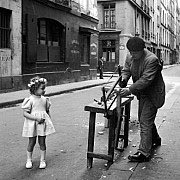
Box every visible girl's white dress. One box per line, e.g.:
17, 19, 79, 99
22, 95, 55, 137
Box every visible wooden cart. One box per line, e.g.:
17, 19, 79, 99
84, 75, 134, 168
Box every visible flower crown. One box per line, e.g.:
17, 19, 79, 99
28, 77, 47, 88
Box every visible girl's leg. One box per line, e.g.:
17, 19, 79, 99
38, 136, 46, 168
26, 137, 36, 168
27, 136, 37, 152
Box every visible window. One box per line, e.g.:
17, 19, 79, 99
38, 20, 46, 45
0, 8, 11, 48
104, 4, 115, 29
49, 0, 71, 7
102, 40, 115, 62
37, 18, 65, 62
80, 33, 90, 64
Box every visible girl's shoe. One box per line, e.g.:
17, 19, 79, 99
26, 160, 33, 169
39, 160, 46, 169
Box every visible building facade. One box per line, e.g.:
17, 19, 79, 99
97, 0, 180, 71
149, 0, 161, 60
97, 2, 121, 71
176, 0, 180, 63
0, 0, 22, 92
0, 0, 99, 92
97, 0, 152, 71
160, 0, 169, 64
21, 0, 99, 89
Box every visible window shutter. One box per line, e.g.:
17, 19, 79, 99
26, 14, 37, 63
65, 22, 71, 62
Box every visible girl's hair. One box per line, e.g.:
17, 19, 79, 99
28, 76, 47, 94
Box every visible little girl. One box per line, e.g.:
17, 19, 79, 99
22, 76, 55, 169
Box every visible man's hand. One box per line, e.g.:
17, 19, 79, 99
119, 79, 127, 88
120, 88, 131, 97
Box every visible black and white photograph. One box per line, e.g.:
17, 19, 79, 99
1, 0, 180, 179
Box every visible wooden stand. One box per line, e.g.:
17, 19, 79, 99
84, 95, 134, 168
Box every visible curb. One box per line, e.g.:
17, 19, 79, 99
0, 81, 112, 109
1, 64, 174, 109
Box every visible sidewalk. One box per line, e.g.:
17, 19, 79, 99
0, 78, 114, 108
0, 64, 174, 109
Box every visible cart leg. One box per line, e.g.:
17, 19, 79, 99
115, 108, 124, 149
87, 112, 96, 168
124, 102, 131, 148
107, 114, 116, 165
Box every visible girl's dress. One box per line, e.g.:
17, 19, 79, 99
22, 95, 55, 137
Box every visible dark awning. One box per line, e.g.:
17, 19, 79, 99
79, 26, 99, 34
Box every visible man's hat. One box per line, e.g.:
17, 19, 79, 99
126, 37, 145, 51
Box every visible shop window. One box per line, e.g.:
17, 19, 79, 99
37, 18, 65, 62
0, 8, 11, 48
80, 33, 90, 64
102, 40, 115, 62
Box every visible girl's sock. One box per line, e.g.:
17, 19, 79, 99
26, 151, 33, 168
39, 150, 46, 169
40, 150, 46, 161
27, 151, 33, 161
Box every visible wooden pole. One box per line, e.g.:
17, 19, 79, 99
87, 112, 96, 168
124, 102, 131, 147
115, 92, 122, 149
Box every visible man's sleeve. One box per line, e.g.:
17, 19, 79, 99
121, 54, 132, 82
129, 57, 159, 94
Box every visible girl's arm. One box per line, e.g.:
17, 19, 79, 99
46, 97, 51, 118
23, 110, 44, 123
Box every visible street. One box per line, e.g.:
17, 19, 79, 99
0, 65, 180, 180
0, 85, 109, 180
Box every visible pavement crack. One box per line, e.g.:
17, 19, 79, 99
128, 163, 139, 180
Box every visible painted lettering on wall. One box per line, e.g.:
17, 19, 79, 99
90, 43, 97, 55
0, 49, 12, 76
119, 44, 125, 50
71, 40, 79, 54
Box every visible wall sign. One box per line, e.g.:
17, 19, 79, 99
0, 49, 12, 76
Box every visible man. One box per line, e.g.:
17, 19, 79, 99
119, 36, 165, 162
97, 57, 104, 79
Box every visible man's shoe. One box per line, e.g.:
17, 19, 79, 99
128, 152, 150, 162
152, 138, 161, 148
